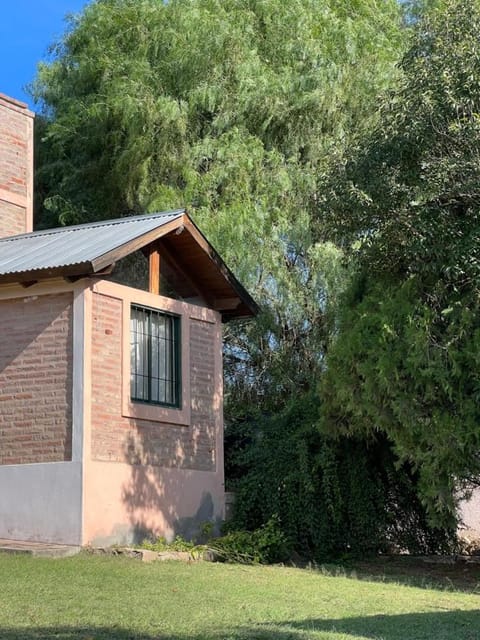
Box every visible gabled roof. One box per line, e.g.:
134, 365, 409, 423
0, 210, 258, 319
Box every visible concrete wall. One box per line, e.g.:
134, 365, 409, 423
83, 280, 225, 545
0, 292, 73, 464
0, 461, 82, 544
0, 94, 34, 237
459, 490, 480, 544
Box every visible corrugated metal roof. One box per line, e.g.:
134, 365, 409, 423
0, 210, 185, 276
0, 208, 259, 318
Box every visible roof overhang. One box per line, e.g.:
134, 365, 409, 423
0, 211, 258, 320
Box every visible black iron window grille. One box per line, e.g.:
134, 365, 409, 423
130, 304, 181, 408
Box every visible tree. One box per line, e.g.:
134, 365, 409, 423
320, 0, 480, 525
32, 0, 442, 555
32, 0, 404, 411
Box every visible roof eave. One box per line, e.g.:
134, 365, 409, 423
0, 211, 259, 319
0, 261, 94, 286
90, 214, 187, 273
181, 217, 259, 319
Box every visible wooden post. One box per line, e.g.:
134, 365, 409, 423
149, 244, 160, 294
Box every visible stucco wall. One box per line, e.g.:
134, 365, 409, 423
0, 94, 34, 237
83, 462, 225, 546
0, 292, 74, 464
0, 461, 82, 545
83, 281, 225, 545
459, 490, 480, 543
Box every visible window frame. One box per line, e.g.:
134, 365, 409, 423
119, 287, 191, 426
90, 279, 220, 428
130, 304, 181, 409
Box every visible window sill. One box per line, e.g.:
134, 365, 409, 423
122, 399, 190, 426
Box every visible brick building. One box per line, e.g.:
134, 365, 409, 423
0, 94, 33, 236
0, 94, 256, 546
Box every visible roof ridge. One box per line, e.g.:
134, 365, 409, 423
0, 209, 185, 243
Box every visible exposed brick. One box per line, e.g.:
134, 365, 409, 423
0, 95, 33, 237
0, 200, 25, 236
90, 293, 218, 471
0, 293, 73, 464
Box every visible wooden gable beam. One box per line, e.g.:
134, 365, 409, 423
91, 216, 184, 273
149, 243, 160, 295
158, 239, 213, 306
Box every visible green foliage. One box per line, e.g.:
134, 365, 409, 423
138, 520, 289, 565
227, 393, 456, 560
140, 535, 196, 553
31, 0, 452, 555
209, 516, 289, 564
321, 276, 480, 524
320, 0, 480, 524
33, 0, 404, 222
31, 0, 405, 417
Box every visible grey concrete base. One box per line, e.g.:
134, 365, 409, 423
0, 461, 82, 545
0, 538, 80, 558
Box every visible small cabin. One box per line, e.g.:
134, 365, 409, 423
0, 93, 256, 546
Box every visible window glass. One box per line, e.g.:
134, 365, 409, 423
130, 305, 180, 407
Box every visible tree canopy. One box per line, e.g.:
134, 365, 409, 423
33, 0, 405, 411
321, 0, 480, 524
32, 0, 473, 547
32, 0, 450, 558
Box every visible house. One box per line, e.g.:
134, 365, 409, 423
0, 92, 257, 547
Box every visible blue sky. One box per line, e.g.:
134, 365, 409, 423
0, 1, 89, 111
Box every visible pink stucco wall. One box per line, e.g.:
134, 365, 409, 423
459, 490, 480, 543
82, 281, 225, 545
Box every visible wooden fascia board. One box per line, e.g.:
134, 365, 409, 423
90, 217, 185, 273
212, 297, 241, 311
66, 264, 114, 283
0, 261, 93, 285
182, 217, 259, 317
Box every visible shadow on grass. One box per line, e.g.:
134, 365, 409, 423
313, 559, 480, 594
1, 611, 479, 640
281, 610, 480, 639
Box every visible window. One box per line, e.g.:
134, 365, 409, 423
130, 304, 181, 408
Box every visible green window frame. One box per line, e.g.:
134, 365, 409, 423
130, 304, 181, 408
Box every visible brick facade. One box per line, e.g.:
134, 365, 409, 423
90, 291, 217, 471
0, 292, 73, 464
0, 94, 34, 238
0, 200, 27, 236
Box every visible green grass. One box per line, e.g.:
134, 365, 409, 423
0, 553, 478, 639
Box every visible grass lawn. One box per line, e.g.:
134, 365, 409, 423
0, 553, 478, 639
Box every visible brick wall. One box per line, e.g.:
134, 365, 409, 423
91, 292, 217, 471
0, 292, 73, 464
0, 201, 27, 236
0, 94, 34, 237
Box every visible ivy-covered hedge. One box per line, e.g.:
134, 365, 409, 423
226, 393, 456, 561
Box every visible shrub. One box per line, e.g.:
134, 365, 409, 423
140, 535, 196, 553
209, 516, 290, 564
